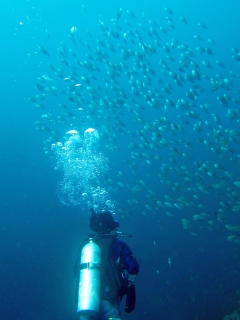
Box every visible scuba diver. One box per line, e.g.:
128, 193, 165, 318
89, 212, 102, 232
74, 208, 139, 320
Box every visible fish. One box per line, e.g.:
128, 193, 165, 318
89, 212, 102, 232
38, 45, 50, 57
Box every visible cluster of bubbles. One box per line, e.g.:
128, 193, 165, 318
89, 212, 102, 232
51, 128, 114, 211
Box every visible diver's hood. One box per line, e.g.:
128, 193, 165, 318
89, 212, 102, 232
89, 208, 119, 233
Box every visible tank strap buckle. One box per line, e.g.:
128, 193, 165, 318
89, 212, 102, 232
80, 262, 100, 270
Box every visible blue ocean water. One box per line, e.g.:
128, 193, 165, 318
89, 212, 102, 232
1, 0, 240, 319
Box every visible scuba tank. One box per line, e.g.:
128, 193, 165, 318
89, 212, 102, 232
77, 239, 101, 315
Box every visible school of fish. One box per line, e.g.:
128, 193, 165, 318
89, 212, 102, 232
30, 7, 240, 244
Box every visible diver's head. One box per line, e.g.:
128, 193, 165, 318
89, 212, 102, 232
90, 208, 119, 233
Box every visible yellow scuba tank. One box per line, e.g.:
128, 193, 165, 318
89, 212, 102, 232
77, 239, 101, 315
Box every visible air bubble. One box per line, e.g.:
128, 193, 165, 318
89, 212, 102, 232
52, 128, 114, 211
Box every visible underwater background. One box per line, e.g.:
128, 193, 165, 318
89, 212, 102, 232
1, 0, 240, 319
